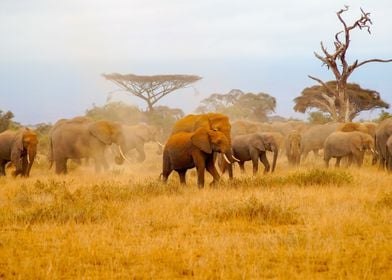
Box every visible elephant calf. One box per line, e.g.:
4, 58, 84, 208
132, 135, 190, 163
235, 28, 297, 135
324, 131, 374, 168
162, 127, 234, 188
230, 132, 279, 175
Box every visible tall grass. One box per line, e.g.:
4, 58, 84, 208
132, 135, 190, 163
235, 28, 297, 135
0, 151, 391, 279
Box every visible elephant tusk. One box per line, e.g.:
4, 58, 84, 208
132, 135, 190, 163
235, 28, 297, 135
370, 148, 376, 154
27, 152, 30, 164
223, 154, 231, 164
119, 146, 133, 164
232, 155, 241, 162
156, 141, 164, 147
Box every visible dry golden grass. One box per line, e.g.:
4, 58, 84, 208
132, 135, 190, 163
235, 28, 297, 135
0, 146, 391, 279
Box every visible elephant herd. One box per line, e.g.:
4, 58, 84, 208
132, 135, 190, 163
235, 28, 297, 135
1, 113, 392, 187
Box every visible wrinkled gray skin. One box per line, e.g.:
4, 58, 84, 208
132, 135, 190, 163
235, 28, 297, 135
226, 132, 279, 175
121, 123, 163, 162
49, 118, 127, 174
386, 135, 392, 171
375, 118, 392, 170
324, 131, 374, 168
301, 122, 340, 161
0, 128, 38, 177
285, 130, 301, 166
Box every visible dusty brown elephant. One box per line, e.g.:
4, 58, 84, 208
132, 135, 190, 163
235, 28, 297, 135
375, 118, 392, 170
285, 130, 301, 166
121, 123, 164, 162
49, 118, 128, 174
0, 128, 38, 177
323, 131, 374, 168
301, 122, 340, 161
170, 113, 236, 179
162, 128, 234, 187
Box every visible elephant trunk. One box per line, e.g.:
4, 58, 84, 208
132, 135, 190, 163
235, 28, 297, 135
271, 146, 278, 172
25, 145, 37, 176
222, 149, 237, 164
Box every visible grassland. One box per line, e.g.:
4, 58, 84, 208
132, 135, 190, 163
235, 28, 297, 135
0, 146, 391, 279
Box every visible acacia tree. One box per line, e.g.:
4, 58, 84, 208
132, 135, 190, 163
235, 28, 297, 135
304, 6, 392, 122
102, 73, 201, 112
0, 110, 14, 132
294, 81, 389, 121
196, 89, 276, 122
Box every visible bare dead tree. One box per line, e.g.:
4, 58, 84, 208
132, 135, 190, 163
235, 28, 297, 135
102, 73, 202, 112
309, 6, 392, 122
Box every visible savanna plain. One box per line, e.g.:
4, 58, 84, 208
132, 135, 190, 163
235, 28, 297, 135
0, 144, 391, 279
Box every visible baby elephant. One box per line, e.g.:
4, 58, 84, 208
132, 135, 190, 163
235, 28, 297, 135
162, 127, 234, 188
231, 132, 279, 175
324, 131, 374, 168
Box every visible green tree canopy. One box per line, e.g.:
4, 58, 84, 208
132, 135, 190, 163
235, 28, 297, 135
0, 110, 15, 132
294, 82, 389, 121
85, 101, 144, 125
196, 89, 276, 122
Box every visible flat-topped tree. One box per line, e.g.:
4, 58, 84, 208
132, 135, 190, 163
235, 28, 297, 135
304, 6, 392, 122
102, 73, 202, 112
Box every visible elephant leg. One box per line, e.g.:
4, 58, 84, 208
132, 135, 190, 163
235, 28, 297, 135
227, 163, 233, 180
177, 170, 187, 185
259, 152, 270, 174
206, 158, 220, 186
55, 158, 68, 174
195, 161, 206, 188
136, 145, 146, 162
335, 157, 341, 168
0, 160, 6, 176
251, 154, 259, 175
239, 162, 245, 173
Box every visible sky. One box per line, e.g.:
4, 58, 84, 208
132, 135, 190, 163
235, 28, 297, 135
0, 0, 391, 125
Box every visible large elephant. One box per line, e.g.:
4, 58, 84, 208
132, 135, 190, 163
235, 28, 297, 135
228, 132, 279, 175
301, 122, 340, 161
375, 118, 392, 170
171, 113, 236, 178
121, 123, 163, 162
323, 131, 374, 168
171, 113, 232, 143
285, 130, 301, 166
0, 128, 38, 177
162, 127, 233, 187
49, 118, 128, 174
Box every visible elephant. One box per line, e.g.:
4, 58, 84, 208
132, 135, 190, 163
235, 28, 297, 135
49, 118, 128, 174
375, 118, 392, 170
301, 122, 340, 161
171, 113, 232, 143
323, 131, 375, 168
226, 132, 279, 175
386, 135, 392, 171
285, 130, 301, 166
171, 113, 236, 178
121, 123, 163, 162
162, 127, 234, 187
0, 128, 38, 177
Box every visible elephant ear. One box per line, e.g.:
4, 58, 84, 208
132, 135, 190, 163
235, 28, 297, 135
191, 127, 212, 154
135, 125, 151, 142
89, 121, 113, 145
250, 135, 266, 151
10, 129, 25, 161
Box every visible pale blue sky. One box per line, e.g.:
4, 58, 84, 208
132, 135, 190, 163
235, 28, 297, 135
1, 0, 391, 124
